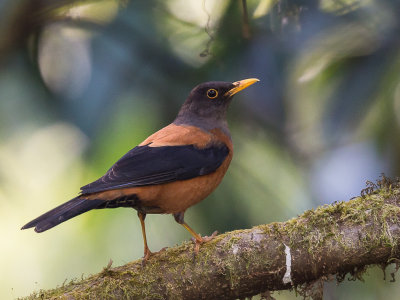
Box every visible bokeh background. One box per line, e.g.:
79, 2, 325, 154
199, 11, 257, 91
1, 0, 400, 299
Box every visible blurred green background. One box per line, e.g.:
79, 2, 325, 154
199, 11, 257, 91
1, 0, 400, 299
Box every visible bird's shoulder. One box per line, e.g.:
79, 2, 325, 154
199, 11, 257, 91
140, 123, 231, 149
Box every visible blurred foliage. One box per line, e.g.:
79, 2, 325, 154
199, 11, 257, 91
1, 0, 400, 299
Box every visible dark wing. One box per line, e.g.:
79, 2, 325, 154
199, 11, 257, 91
80, 144, 229, 194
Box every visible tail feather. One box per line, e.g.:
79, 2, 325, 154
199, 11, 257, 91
21, 197, 104, 233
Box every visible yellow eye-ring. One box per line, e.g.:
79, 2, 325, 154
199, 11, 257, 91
206, 89, 218, 99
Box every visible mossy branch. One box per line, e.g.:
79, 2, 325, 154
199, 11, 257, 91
23, 185, 400, 300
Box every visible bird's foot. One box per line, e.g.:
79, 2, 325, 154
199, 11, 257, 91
141, 248, 153, 266
141, 246, 169, 266
191, 231, 218, 253
201, 230, 218, 243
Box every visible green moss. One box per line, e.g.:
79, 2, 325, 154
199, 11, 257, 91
261, 179, 400, 264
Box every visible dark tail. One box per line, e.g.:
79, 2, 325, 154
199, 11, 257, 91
21, 197, 104, 233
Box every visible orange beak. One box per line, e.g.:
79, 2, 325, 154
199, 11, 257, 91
224, 78, 260, 97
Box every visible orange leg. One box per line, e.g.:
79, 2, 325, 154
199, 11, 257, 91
174, 212, 217, 252
138, 212, 152, 261
181, 222, 203, 243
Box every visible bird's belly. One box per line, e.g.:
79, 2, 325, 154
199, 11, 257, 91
149, 173, 223, 213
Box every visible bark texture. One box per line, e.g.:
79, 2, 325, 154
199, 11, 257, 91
23, 185, 400, 300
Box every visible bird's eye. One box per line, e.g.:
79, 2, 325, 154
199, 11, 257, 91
206, 89, 218, 99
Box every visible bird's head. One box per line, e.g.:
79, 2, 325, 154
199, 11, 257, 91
174, 78, 259, 132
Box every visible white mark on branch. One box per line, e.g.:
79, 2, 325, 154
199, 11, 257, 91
251, 229, 264, 243
232, 245, 239, 255
282, 244, 292, 284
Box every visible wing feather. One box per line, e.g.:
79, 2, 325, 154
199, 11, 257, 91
80, 144, 229, 194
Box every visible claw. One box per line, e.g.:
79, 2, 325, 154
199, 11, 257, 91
191, 231, 218, 254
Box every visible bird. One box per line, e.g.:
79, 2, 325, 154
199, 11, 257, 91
21, 78, 259, 260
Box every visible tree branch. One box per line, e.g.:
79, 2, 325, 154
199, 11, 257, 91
23, 186, 400, 299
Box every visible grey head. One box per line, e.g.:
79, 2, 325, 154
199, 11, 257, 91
174, 78, 259, 135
